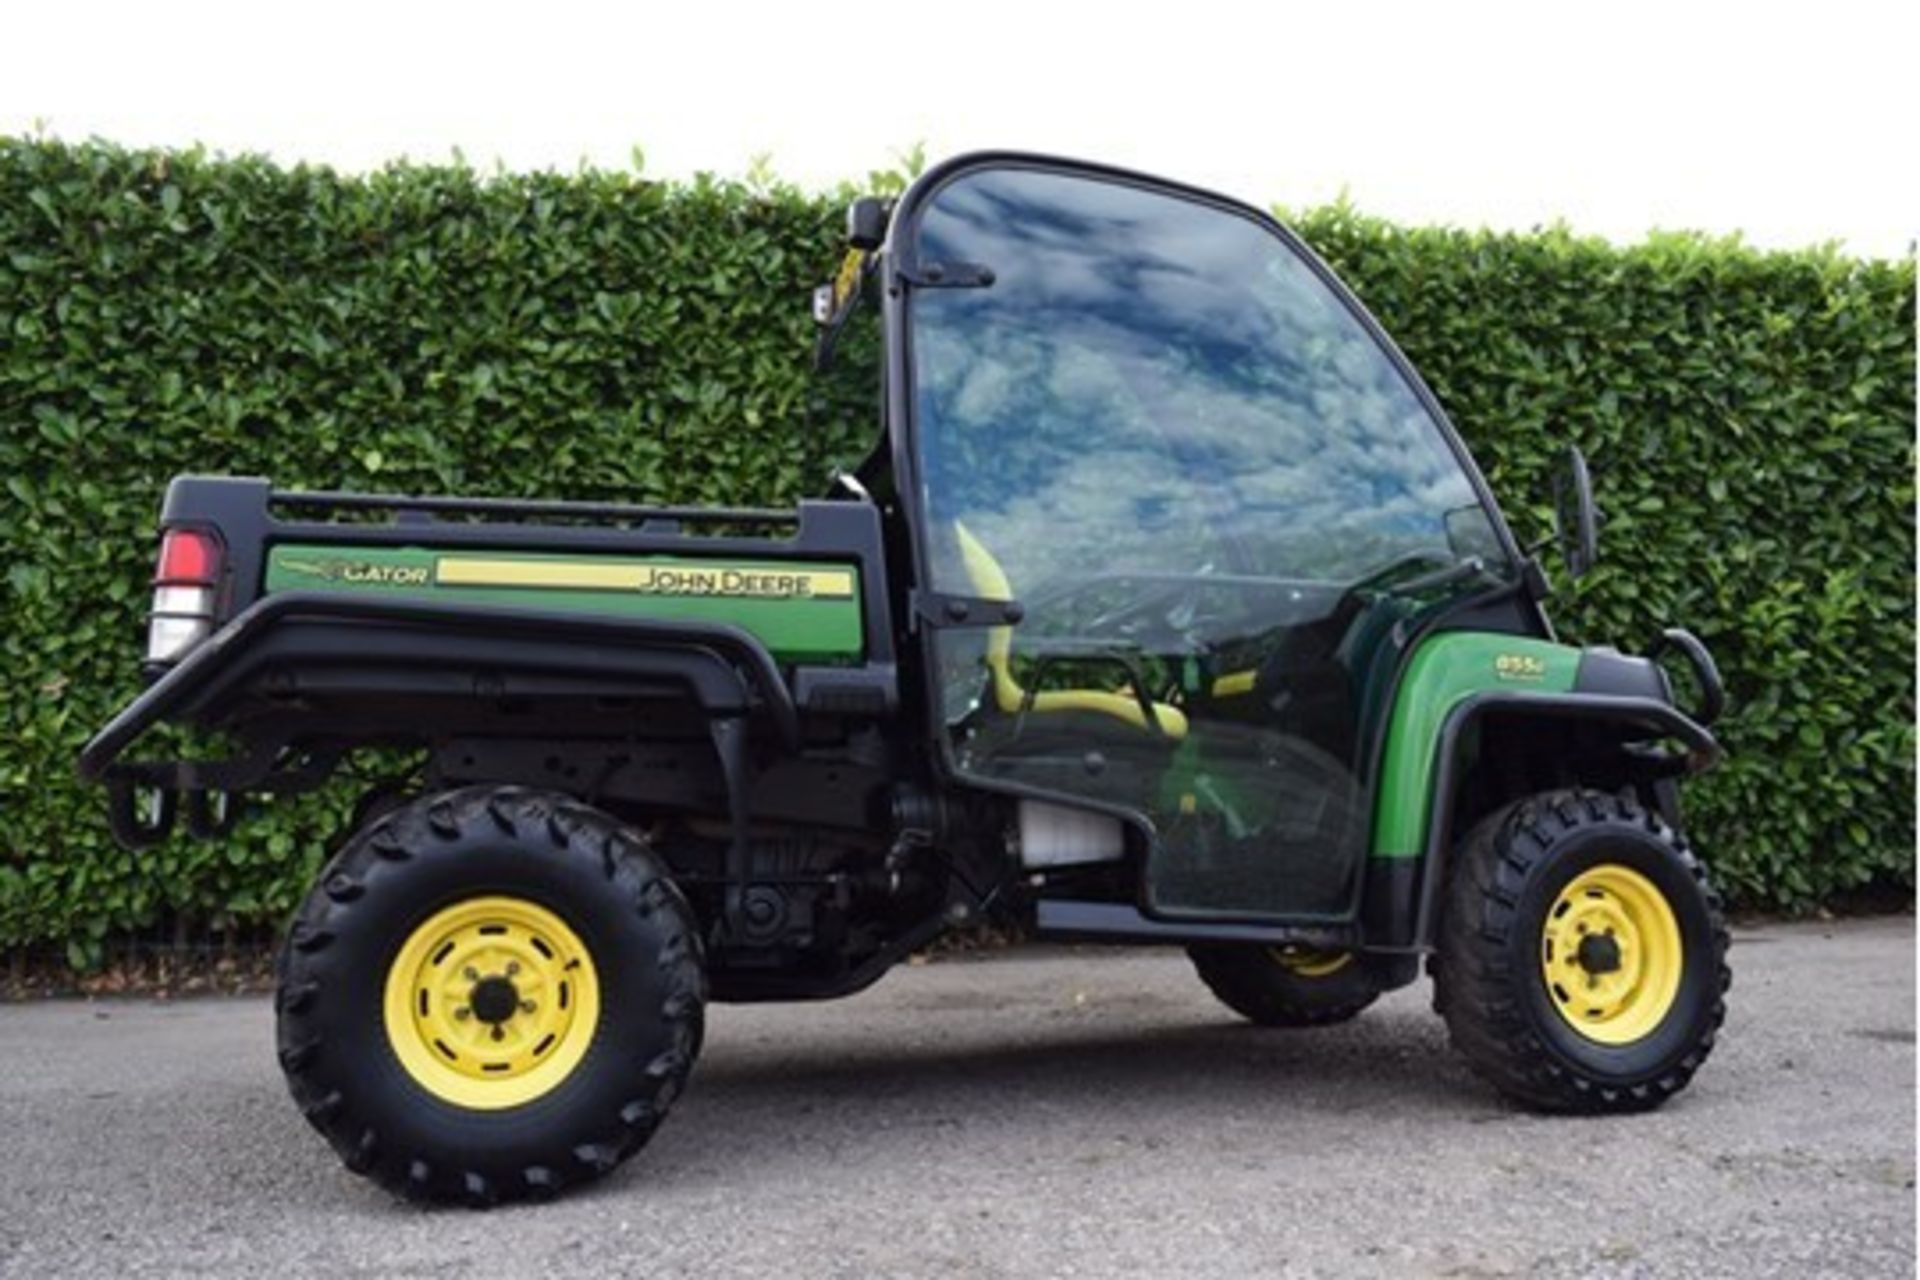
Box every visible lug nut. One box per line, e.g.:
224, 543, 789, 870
519, 1000, 536, 1014
463, 966, 479, 981
506, 961, 520, 976
454, 1007, 471, 1021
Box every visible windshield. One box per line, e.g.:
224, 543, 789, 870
906, 164, 1515, 919
912, 166, 1509, 600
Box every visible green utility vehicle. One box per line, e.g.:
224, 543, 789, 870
81, 153, 1731, 1205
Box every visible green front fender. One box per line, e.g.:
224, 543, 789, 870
1369, 632, 1581, 858
1362, 630, 1721, 952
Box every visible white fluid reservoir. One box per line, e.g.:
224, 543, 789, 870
1017, 801, 1125, 868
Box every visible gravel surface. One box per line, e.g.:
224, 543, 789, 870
0, 917, 1911, 1278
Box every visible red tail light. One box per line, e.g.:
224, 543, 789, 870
147, 527, 224, 664
155, 528, 221, 585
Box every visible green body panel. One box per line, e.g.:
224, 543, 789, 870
265, 545, 864, 666
1370, 632, 1581, 858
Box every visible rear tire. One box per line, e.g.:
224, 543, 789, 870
1435, 788, 1729, 1112
276, 785, 705, 1205
1188, 945, 1380, 1026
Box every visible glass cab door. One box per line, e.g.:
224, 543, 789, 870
904, 163, 1515, 920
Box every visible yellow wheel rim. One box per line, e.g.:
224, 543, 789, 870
1540, 864, 1682, 1045
1269, 947, 1353, 978
382, 895, 601, 1110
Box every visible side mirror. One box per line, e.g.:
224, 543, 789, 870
1551, 445, 1599, 580
846, 197, 889, 251
811, 199, 891, 370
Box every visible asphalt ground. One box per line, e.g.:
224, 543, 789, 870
0, 917, 1911, 1278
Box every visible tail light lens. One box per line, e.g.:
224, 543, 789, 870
147, 527, 224, 664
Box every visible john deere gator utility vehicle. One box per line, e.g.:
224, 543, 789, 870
81, 152, 1731, 1204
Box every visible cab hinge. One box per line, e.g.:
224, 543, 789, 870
896, 260, 996, 289
910, 589, 1024, 631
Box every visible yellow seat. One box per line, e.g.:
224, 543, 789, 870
954, 523, 1189, 740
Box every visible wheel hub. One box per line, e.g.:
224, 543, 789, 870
468, 974, 522, 1026
382, 895, 601, 1110
1575, 932, 1623, 975
1539, 863, 1684, 1046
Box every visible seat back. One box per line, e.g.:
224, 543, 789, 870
953, 521, 1023, 713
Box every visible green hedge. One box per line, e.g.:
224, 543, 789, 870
1, 139, 1911, 959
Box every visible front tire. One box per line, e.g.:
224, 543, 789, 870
1188, 945, 1381, 1026
276, 786, 705, 1204
1435, 789, 1729, 1112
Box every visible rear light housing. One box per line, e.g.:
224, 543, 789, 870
146, 527, 224, 664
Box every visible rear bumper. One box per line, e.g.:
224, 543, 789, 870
78, 591, 805, 847
81, 590, 800, 782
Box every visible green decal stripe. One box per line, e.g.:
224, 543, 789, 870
265, 545, 863, 666
1370, 633, 1579, 858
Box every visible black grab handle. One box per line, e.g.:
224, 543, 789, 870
1650, 628, 1725, 727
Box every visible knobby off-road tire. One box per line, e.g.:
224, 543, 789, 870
276, 785, 705, 1205
1188, 946, 1381, 1027
1435, 788, 1729, 1113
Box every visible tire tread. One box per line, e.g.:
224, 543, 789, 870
1435, 788, 1730, 1113
275, 785, 705, 1205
